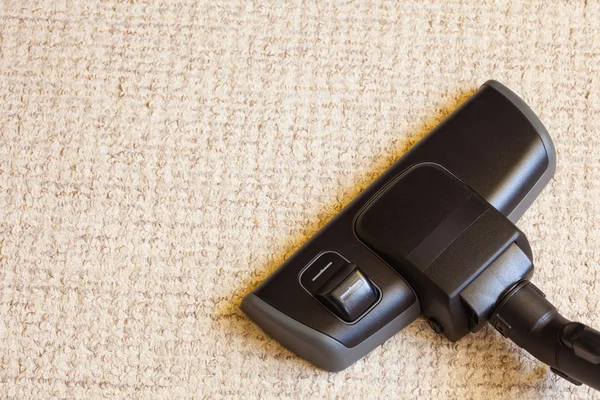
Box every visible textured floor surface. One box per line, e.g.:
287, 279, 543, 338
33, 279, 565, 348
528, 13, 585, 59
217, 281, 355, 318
1, 0, 600, 398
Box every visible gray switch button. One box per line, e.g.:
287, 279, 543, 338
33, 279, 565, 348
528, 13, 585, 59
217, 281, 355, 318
317, 267, 378, 322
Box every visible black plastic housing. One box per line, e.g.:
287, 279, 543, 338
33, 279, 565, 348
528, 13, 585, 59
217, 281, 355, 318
241, 80, 556, 371
355, 163, 534, 341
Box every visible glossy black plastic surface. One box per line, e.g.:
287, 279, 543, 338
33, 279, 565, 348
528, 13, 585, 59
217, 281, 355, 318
355, 163, 533, 341
251, 81, 554, 348
491, 281, 600, 390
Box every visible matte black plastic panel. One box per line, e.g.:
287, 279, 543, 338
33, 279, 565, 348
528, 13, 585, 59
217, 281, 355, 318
407, 197, 488, 270
244, 81, 555, 366
355, 164, 485, 265
354, 163, 533, 340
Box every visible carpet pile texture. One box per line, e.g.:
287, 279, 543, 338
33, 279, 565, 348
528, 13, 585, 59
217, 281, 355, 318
1, 0, 600, 398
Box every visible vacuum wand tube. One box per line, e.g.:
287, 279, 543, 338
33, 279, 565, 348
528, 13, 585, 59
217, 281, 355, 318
490, 280, 600, 390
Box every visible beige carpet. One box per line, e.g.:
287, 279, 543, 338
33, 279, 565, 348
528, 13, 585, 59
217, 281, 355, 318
1, 0, 600, 398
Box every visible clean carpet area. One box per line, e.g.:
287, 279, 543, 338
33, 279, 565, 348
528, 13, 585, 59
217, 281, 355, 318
1, 1, 600, 398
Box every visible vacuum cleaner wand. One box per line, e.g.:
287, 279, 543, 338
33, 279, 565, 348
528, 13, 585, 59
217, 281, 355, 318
491, 280, 600, 390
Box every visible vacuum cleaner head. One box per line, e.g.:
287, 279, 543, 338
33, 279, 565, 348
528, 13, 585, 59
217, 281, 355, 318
241, 81, 600, 390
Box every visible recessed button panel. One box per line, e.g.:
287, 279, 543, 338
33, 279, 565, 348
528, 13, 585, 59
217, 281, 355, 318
300, 252, 349, 293
300, 252, 379, 322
